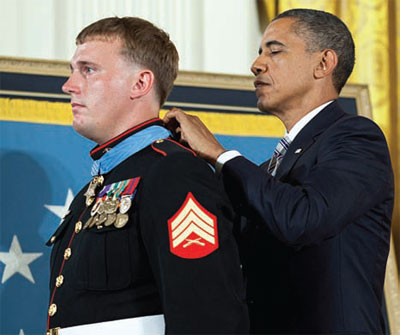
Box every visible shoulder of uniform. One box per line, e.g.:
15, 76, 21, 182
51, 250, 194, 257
150, 138, 197, 157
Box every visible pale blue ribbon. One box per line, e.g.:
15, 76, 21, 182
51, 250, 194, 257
91, 126, 171, 176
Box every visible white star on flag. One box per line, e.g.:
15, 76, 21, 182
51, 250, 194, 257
19, 330, 25, 335
44, 188, 74, 219
0, 235, 42, 284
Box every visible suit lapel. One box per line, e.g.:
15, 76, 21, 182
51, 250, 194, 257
275, 101, 346, 180
260, 160, 270, 173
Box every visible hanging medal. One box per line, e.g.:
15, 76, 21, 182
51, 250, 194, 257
84, 175, 104, 206
84, 177, 141, 230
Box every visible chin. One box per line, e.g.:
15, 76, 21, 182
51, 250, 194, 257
72, 122, 91, 141
72, 120, 83, 134
257, 101, 271, 114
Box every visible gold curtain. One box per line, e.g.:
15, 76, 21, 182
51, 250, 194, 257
257, 0, 399, 332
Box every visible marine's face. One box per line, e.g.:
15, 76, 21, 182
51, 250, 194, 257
62, 38, 138, 144
251, 18, 317, 115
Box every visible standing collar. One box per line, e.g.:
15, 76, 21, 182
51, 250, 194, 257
90, 118, 163, 160
90, 122, 171, 176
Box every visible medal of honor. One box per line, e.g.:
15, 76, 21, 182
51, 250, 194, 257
93, 175, 104, 186
84, 175, 104, 207
84, 187, 96, 199
85, 197, 95, 207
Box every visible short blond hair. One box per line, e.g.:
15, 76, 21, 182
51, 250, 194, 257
77, 17, 179, 106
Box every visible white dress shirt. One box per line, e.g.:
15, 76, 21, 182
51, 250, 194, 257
214, 100, 334, 174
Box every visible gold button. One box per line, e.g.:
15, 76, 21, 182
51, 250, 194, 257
55, 275, 64, 287
47, 327, 60, 335
75, 221, 82, 233
155, 139, 164, 143
50, 236, 56, 244
64, 248, 71, 260
48, 303, 57, 316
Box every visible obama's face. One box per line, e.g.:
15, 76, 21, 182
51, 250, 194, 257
252, 18, 318, 115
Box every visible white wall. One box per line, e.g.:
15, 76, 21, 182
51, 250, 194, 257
0, 0, 262, 75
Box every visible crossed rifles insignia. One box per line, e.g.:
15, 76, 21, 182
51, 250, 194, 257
168, 192, 219, 259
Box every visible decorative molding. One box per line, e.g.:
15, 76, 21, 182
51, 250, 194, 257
175, 71, 254, 91
0, 56, 253, 90
0, 90, 69, 100
340, 84, 372, 118
0, 57, 70, 77
0, 56, 372, 96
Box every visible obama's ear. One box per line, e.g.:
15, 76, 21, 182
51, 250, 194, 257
314, 49, 338, 79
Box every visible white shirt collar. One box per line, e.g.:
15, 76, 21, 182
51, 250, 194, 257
286, 100, 334, 141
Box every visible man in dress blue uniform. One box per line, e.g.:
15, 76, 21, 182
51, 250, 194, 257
165, 8, 394, 334
46, 17, 249, 334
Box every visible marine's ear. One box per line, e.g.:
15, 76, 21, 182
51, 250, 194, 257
129, 69, 155, 100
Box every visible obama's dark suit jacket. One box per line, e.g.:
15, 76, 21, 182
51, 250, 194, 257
222, 101, 394, 333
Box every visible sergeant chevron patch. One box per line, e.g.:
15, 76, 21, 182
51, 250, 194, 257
168, 192, 218, 259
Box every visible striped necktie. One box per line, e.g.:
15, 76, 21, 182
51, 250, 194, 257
267, 136, 291, 176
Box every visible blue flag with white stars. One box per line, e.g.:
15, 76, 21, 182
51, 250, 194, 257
0, 120, 93, 335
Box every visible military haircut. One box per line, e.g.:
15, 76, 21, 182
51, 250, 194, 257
76, 16, 179, 106
274, 8, 355, 93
